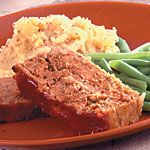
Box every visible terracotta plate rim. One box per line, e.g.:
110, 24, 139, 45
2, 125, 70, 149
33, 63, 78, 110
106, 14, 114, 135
0, 117, 149, 146
0, 1, 150, 18
0, 1, 150, 148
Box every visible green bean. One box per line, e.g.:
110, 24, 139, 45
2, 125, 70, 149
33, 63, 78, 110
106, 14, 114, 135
127, 85, 150, 101
142, 58, 150, 61
116, 37, 131, 53
120, 73, 128, 76
87, 52, 150, 61
136, 67, 150, 75
95, 58, 113, 73
115, 73, 147, 90
132, 42, 150, 53
143, 101, 150, 112
109, 60, 150, 87
122, 59, 150, 67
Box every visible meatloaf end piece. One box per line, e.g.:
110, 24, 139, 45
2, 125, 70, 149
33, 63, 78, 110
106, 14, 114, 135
13, 48, 144, 134
0, 77, 39, 122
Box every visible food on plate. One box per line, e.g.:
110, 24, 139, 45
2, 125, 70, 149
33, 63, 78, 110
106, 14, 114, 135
13, 48, 144, 134
0, 15, 119, 78
143, 101, 150, 112
0, 77, 39, 122
88, 43, 150, 111
109, 60, 150, 87
0, 13, 149, 134
136, 67, 150, 75
116, 37, 131, 53
115, 73, 147, 90
131, 42, 150, 53
88, 52, 150, 61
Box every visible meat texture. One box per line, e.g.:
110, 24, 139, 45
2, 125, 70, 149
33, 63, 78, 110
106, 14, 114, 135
13, 48, 144, 134
0, 77, 39, 122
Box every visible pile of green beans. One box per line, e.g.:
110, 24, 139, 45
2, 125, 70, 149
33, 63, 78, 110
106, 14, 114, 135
87, 39, 150, 112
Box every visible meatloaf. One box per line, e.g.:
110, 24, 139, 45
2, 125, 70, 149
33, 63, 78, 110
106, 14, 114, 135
13, 48, 144, 134
0, 77, 39, 122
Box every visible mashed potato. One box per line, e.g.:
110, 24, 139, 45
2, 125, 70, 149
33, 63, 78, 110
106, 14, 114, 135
0, 15, 119, 77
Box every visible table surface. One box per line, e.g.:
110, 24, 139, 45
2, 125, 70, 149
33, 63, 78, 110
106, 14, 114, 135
0, 0, 150, 150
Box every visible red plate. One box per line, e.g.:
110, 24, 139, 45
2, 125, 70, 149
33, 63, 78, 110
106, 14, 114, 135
0, 1, 150, 149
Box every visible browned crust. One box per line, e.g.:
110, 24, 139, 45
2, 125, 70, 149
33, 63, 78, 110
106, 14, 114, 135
13, 48, 144, 133
0, 77, 40, 122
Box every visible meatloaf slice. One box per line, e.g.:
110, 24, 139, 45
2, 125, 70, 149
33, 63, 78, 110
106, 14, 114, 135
0, 77, 38, 122
13, 48, 144, 134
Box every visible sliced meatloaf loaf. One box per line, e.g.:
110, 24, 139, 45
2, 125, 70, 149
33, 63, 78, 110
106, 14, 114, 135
0, 77, 38, 122
13, 48, 144, 134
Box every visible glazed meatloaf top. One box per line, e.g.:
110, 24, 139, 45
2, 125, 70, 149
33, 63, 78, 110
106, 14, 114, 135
13, 48, 144, 130
0, 77, 37, 122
